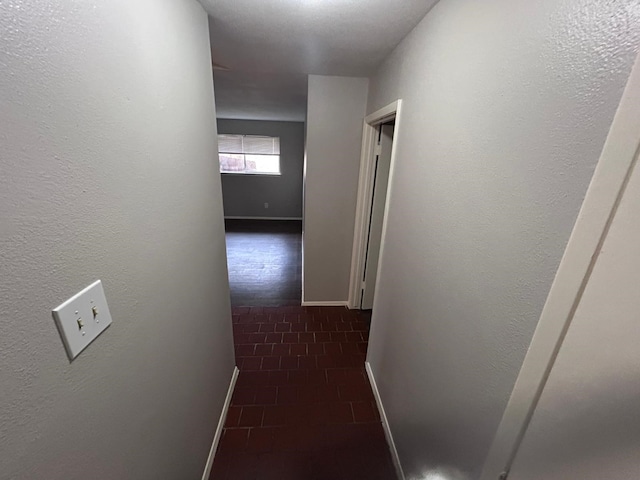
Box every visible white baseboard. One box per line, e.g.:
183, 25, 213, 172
224, 216, 303, 221
201, 366, 239, 480
365, 362, 405, 480
301, 301, 349, 307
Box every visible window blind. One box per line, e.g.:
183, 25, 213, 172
218, 134, 280, 155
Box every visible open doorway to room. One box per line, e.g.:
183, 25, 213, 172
349, 101, 402, 311
215, 121, 305, 307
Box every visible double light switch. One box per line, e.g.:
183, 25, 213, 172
52, 280, 113, 360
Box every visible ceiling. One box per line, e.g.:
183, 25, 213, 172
212, 70, 309, 122
200, 0, 439, 122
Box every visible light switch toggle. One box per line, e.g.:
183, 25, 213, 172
52, 280, 113, 360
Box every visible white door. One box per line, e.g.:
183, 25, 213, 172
505, 156, 640, 480
361, 123, 394, 309
480, 50, 640, 480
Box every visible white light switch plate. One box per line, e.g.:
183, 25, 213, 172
52, 280, 113, 360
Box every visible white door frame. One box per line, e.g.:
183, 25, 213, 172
348, 100, 403, 310
480, 51, 640, 480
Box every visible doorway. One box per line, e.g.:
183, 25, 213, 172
348, 100, 402, 310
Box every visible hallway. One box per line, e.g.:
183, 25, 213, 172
210, 306, 396, 480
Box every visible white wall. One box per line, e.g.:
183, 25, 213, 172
0, 1, 236, 479
364, 0, 640, 478
218, 119, 305, 218
508, 110, 640, 479
304, 75, 369, 303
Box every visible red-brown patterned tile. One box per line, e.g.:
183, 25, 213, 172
276, 385, 298, 405
225, 406, 242, 427
287, 370, 307, 385
260, 356, 280, 370
248, 333, 267, 343
267, 313, 284, 323
338, 383, 374, 402
254, 344, 273, 356
306, 321, 323, 332
340, 342, 360, 354
254, 386, 277, 405
290, 322, 306, 332
298, 332, 314, 343
315, 384, 340, 403
323, 342, 342, 355
262, 405, 287, 426
246, 427, 274, 453
275, 322, 291, 333
321, 320, 337, 332
329, 332, 346, 342
271, 343, 290, 356
298, 355, 317, 369
242, 323, 260, 333
231, 387, 255, 406
289, 343, 307, 356
314, 332, 331, 342
239, 406, 264, 427
345, 331, 362, 342
335, 322, 352, 332
306, 369, 327, 385
279, 355, 298, 370
240, 357, 262, 371
267, 370, 288, 386
282, 332, 298, 343
351, 401, 380, 423
306, 343, 324, 355
222, 306, 393, 480
284, 404, 307, 426
316, 355, 336, 369
296, 384, 317, 404
259, 323, 276, 333
264, 332, 283, 343
236, 344, 255, 356
328, 402, 354, 424
326, 369, 347, 384
219, 428, 249, 452
235, 334, 252, 346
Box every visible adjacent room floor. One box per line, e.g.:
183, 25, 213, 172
225, 219, 302, 307
210, 305, 397, 480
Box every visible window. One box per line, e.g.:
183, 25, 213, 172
218, 134, 281, 175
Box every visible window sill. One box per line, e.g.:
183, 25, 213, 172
220, 172, 282, 177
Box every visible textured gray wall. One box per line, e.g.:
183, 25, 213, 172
0, 1, 236, 479
364, 0, 640, 478
217, 119, 305, 218
303, 75, 369, 303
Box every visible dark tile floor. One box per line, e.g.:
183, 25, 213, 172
225, 220, 302, 307
210, 306, 397, 480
